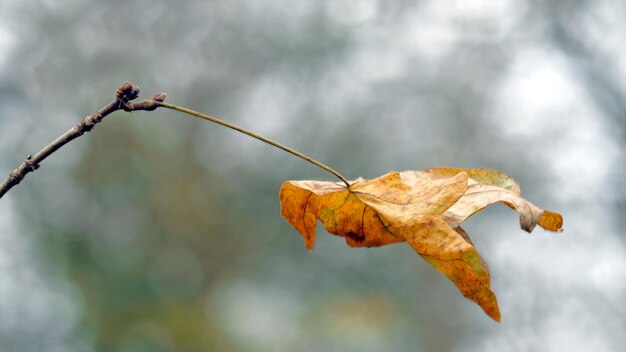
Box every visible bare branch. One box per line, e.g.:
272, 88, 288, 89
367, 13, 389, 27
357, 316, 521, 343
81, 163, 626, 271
0, 82, 166, 199
1, 80, 347, 198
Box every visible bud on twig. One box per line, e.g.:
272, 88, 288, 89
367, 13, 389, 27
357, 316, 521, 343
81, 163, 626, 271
152, 92, 167, 102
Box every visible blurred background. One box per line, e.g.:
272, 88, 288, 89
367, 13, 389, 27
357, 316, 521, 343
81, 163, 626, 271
0, 0, 624, 351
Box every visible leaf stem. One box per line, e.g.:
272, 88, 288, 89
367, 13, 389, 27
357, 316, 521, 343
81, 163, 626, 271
156, 102, 351, 188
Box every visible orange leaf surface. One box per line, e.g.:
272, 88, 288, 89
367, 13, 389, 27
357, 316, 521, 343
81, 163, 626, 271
279, 168, 563, 321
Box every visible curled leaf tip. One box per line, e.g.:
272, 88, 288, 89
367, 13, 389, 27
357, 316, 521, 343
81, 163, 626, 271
539, 210, 563, 232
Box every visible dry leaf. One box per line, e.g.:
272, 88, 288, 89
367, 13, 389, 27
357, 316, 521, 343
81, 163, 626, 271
279, 168, 563, 321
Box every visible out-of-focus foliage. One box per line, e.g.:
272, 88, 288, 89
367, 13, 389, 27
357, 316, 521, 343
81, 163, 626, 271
0, 1, 624, 351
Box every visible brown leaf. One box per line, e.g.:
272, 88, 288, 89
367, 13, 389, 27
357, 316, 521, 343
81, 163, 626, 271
279, 168, 563, 321
402, 168, 563, 232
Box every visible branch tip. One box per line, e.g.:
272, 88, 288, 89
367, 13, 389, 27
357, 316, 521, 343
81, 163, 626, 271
152, 92, 166, 102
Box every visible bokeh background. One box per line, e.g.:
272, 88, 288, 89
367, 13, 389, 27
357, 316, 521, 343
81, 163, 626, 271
0, 1, 625, 351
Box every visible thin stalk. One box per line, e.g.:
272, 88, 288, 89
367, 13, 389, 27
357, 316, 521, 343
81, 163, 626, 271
157, 101, 351, 187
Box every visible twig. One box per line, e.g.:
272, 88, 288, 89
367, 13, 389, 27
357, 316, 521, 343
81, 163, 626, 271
0, 81, 351, 199
0, 82, 165, 199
